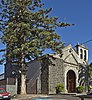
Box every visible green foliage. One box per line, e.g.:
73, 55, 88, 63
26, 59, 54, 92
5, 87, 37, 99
0, 0, 73, 60
76, 86, 84, 93
88, 85, 92, 90
88, 63, 92, 78
0, 0, 73, 67
0, 0, 66, 61
55, 83, 64, 93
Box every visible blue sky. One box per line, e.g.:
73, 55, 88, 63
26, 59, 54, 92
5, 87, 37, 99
0, 0, 92, 74
43, 0, 92, 62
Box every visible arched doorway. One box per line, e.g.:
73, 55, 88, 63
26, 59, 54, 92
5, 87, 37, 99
67, 70, 76, 93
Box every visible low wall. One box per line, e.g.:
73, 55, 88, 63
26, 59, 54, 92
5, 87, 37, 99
6, 85, 17, 96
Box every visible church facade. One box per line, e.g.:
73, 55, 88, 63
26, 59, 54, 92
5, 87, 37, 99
26, 44, 88, 94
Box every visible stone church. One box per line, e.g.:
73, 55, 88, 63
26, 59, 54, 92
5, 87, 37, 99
26, 44, 88, 94
4, 44, 88, 94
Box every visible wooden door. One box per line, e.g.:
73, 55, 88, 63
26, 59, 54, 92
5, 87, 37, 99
67, 70, 76, 93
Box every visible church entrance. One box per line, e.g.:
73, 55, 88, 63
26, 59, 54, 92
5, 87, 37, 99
67, 70, 76, 93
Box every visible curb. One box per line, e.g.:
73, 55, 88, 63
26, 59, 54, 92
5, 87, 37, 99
11, 94, 49, 100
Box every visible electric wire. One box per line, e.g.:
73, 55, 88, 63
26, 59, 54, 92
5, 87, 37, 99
62, 39, 92, 52
80, 39, 92, 45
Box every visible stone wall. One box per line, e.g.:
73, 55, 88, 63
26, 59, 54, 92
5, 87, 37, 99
27, 79, 37, 94
6, 85, 17, 96
48, 57, 64, 94
41, 57, 49, 94
5, 63, 12, 78
0, 79, 6, 90
26, 60, 41, 94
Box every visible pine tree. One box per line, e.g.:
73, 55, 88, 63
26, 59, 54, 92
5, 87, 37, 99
0, 0, 73, 94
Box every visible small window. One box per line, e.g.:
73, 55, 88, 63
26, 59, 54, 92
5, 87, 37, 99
80, 49, 83, 59
84, 50, 86, 60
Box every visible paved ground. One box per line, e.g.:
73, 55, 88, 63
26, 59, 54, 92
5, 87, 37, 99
11, 94, 92, 100
11, 94, 49, 100
32, 94, 80, 100
48, 94, 79, 100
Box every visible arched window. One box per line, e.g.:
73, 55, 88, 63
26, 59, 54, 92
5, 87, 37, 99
80, 49, 83, 59
84, 50, 86, 60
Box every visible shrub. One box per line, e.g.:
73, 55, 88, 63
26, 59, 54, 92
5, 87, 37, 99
55, 83, 64, 94
76, 86, 84, 93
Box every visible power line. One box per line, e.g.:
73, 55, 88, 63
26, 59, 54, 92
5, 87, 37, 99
80, 39, 92, 45
63, 39, 92, 52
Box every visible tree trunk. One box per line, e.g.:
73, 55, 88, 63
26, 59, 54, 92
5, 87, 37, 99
20, 51, 27, 95
20, 73, 26, 95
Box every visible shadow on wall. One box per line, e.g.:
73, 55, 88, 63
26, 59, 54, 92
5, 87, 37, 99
78, 64, 88, 88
